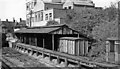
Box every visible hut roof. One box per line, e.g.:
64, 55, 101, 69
15, 24, 94, 40
15, 27, 60, 33
60, 37, 86, 40
107, 37, 120, 41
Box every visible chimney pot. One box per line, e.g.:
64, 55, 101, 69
13, 18, 15, 22
6, 19, 8, 22
20, 18, 22, 22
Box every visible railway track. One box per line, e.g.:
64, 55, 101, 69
2, 47, 57, 68
2, 47, 85, 69
2, 61, 13, 69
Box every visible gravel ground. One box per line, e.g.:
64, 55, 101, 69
2, 47, 47, 68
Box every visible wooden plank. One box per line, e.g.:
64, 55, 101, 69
35, 37, 37, 46
77, 40, 80, 56
29, 37, 31, 45
65, 40, 67, 53
43, 38, 45, 49
73, 41, 75, 55
118, 44, 120, 54
24, 36, 26, 44
52, 35, 54, 51
80, 40, 84, 55
78, 34, 79, 38
85, 41, 88, 54
19, 34, 21, 42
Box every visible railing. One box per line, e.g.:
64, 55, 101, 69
14, 43, 119, 68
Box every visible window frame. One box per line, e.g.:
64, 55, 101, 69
45, 14, 48, 20
49, 13, 52, 20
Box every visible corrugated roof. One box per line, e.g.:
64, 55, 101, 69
73, 1, 94, 6
15, 27, 60, 33
60, 37, 85, 40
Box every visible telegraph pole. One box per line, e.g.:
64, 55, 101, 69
118, 1, 120, 40
29, 10, 32, 27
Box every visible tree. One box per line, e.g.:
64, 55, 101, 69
64, 5, 118, 57
65, 8, 104, 35
105, 2, 118, 22
89, 4, 118, 57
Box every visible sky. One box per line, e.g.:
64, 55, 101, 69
0, 0, 119, 21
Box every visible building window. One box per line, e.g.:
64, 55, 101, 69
64, 7, 67, 9
35, 14, 37, 22
110, 41, 115, 52
68, 6, 72, 9
45, 14, 48, 20
49, 13, 52, 20
31, 2, 34, 9
26, 3, 30, 10
34, 0, 37, 6
40, 12, 43, 21
26, 5, 29, 10
38, 13, 40, 21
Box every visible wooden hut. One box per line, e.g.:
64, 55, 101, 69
106, 37, 120, 64
15, 24, 93, 55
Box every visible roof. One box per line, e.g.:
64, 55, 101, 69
15, 20, 27, 28
15, 27, 60, 33
2, 21, 15, 28
44, 2, 64, 5
15, 24, 94, 40
107, 37, 120, 41
28, 24, 66, 29
15, 24, 66, 34
73, 1, 94, 6
60, 37, 86, 40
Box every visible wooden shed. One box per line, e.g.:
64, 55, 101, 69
15, 24, 92, 53
106, 37, 120, 64
59, 37, 89, 56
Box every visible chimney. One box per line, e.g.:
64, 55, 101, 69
6, 19, 8, 22
20, 18, 22, 22
13, 18, 15, 22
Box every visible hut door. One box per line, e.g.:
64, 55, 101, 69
110, 41, 115, 52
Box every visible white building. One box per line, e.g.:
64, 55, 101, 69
26, 0, 94, 27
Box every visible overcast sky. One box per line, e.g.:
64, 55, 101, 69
0, 0, 119, 21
